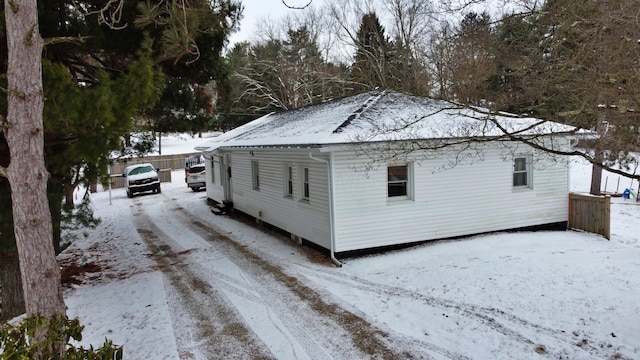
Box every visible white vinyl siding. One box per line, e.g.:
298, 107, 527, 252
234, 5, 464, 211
224, 150, 331, 249
331, 142, 569, 252
204, 153, 225, 203
204, 140, 569, 254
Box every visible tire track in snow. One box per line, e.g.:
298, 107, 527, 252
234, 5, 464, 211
185, 218, 424, 360
134, 194, 331, 360
131, 199, 275, 360
161, 195, 468, 360
288, 262, 610, 359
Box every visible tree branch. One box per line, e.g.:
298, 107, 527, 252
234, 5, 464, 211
43, 36, 88, 47
74, 0, 127, 30
348, 97, 638, 181
0, 86, 26, 98
282, 0, 313, 10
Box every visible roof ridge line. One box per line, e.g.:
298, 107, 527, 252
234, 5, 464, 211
332, 90, 389, 133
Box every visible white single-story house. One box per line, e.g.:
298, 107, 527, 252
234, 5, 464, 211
197, 90, 577, 264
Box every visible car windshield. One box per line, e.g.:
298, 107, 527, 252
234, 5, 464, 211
188, 166, 205, 174
128, 166, 154, 176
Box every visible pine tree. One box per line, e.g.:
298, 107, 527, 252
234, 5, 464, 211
0, 0, 241, 321
448, 11, 495, 105
486, 1, 640, 193
350, 13, 394, 93
2, 0, 66, 326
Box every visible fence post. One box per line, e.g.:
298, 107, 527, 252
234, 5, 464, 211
604, 195, 610, 240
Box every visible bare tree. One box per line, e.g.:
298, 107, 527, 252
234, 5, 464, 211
384, 0, 434, 48
426, 20, 456, 99
233, 24, 334, 111
538, 0, 640, 194
419, 0, 640, 192
481, 0, 640, 193
382, 0, 435, 95
326, 0, 435, 95
2, 0, 65, 323
326, 0, 378, 57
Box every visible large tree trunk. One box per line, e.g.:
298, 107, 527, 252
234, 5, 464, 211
590, 116, 607, 196
590, 163, 603, 196
3, 0, 65, 318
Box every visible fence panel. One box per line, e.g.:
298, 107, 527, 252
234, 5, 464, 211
568, 192, 610, 240
110, 152, 200, 175
108, 168, 173, 189
93, 153, 200, 191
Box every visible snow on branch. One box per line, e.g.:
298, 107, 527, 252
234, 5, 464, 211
345, 101, 601, 175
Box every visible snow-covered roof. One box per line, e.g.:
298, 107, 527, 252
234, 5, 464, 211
199, 90, 577, 152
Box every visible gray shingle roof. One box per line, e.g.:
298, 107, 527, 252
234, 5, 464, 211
199, 90, 576, 152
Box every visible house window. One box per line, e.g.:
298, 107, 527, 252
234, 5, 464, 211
388, 165, 409, 197
210, 159, 215, 184
301, 166, 310, 200
284, 165, 294, 197
513, 156, 531, 188
252, 160, 260, 190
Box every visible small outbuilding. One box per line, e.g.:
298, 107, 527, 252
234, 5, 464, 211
198, 90, 575, 261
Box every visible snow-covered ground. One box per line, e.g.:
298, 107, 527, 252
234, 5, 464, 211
61, 133, 640, 359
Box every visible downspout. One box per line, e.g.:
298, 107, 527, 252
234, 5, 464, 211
309, 151, 342, 267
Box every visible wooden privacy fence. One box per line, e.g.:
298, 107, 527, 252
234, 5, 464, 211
568, 192, 610, 240
109, 169, 173, 189
110, 152, 200, 175
92, 169, 173, 191
92, 152, 200, 191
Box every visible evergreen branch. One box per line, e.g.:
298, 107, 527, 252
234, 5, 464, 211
24, 24, 37, 45
0, 86, 26, 98
87, 53, 121, 73
44, 36, 89, 47
7, 0, 18, 13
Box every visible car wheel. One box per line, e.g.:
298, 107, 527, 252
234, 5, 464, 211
157, 186, 161, 194
192, 187, 200, 192
126, 190, 133, 198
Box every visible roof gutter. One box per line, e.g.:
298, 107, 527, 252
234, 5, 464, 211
308, 151, 342, 267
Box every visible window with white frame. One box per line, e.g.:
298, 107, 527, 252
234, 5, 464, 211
251, 160, 260, 190
513, 156, 532, 188
210, 159, 215, 184
300, 166, 310, 200
388, 165, 409, 197
284, 164, 294, 197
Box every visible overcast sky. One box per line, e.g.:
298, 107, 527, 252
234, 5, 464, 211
228, 0, 318, 46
